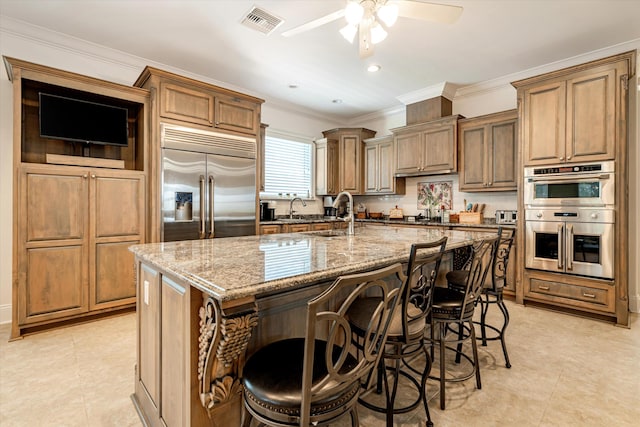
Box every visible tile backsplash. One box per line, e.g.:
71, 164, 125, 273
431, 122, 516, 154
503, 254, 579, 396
353, 175, 517, 217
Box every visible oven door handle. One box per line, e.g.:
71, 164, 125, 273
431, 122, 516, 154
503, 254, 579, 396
527, 174, 610, 184
557, 223, 564, 270
566, 224, 573, 271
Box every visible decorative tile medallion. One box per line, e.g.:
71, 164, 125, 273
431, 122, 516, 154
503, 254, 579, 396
417, 181, 453, 211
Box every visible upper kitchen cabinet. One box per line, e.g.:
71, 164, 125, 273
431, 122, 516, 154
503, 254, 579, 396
392, 115, 460, 176
513, 53, 632, 166
135, 66, 263, 137
458, 110, 518, 192
364, 136, 405, 195
321, 128, 376, 195
315, 138, 339, 195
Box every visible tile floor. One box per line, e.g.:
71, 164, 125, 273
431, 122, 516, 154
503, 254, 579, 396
1, 302, 639, 426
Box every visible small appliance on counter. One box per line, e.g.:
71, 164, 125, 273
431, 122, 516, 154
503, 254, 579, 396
260, 201, 276, 221
495, 210, 517, 224
323, 196, 336, 219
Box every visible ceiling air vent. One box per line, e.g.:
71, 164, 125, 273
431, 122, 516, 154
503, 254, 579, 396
241, 6, 284, 35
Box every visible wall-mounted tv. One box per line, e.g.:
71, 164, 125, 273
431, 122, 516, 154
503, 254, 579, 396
39, 92, 129, 147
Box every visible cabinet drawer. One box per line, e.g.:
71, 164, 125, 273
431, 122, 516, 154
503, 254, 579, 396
287, 224, 311, 233
527, 278, 613, 311
259, 225, 281, 235
311, 223, 333, 231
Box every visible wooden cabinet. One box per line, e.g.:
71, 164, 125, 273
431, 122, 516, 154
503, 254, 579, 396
259, 222, 337, 234
17, 165, 145, 329
259, 224, 282, 235
286, 223, 311, 233
156, 79, 261, 136
5, 57, 149, 339
392, 115, 459, 176
515, 59, 627, 166
321, 128, 376, 195
315, 138, 339, 195
458, 110, 518, 192
364, 136, 405, 195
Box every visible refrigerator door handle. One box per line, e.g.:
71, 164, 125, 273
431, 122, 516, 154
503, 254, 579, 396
208, 175, 215, 238
199, 175, 206, 239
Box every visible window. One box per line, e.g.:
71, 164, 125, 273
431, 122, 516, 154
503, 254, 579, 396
262, 130, 313, 199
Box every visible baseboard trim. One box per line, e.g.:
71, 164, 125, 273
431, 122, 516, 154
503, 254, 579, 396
0, 304, 11, 325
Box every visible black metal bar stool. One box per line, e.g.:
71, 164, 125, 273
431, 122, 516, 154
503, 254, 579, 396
240, 263, 405, 427
429, 236, 497, 410
346, 237, 448, 427
446, 227, 515, 368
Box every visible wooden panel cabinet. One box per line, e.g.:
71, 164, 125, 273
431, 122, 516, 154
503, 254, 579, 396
17, 165, 144, 329
259, 224, 282, 235
364, 136, 405, 195
516, 61, 624, 166
142, 68, 263, 137
458, 110, 518, 192
321, 128, 376, 195
392, 115, 459, 176
315, 138, 339, 195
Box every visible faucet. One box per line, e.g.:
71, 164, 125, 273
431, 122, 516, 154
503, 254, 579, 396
289, 197, 307, 219
333, 191, 355, 235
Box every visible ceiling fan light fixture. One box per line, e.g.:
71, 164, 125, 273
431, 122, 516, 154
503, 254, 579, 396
345, 1, 365, 25
370, 22, 387, 44
340, 24, 358, 43
377, 3, 398, 27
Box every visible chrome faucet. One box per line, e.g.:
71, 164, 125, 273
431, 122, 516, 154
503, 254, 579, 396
333, 191, 355, 235
289, 197, 307, 219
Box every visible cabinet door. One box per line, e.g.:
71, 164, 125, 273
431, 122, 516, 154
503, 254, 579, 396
364, 144, 378, 193
522, 81, 566, 165
161, 276, 188, 427
315, 139, 338, 195
214, 94, 260, 135
489, 118, 517, 190
377, 139, 395, 193
19, 168, 89, 324
395, 132, 422, 173
138, 264, 160, 411
91, 172, 145, 310
459, 125, 487, 191
160, 82, 214, 127
339, 135, 362, 194
422, 123, 457, 173
260, 225, 281, 235
566, 67, 616, 162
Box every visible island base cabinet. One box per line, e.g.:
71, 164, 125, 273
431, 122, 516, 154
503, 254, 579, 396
134, 262, 233, 427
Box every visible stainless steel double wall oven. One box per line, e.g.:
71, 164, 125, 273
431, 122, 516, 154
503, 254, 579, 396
524, 161, 615, 280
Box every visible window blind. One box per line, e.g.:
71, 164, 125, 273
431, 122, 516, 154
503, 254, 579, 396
262, 133, 313, 199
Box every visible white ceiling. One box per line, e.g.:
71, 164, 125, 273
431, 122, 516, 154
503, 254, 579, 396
1, 0, 639, 121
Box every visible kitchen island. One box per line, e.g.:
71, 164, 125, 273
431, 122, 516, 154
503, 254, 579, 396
129, 225, 497, 427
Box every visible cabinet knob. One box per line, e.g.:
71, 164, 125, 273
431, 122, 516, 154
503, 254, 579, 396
488, 182, 492, 186
82, 174, 88, 179
559, 156, 564, 161
567, 155, 572, 160
91, 174, 96, 179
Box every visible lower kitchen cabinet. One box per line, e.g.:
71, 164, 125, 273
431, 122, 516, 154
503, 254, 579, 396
14, 164, 144, 337
259, 224, 282, 235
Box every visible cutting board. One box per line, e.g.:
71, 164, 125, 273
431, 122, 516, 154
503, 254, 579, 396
389, 206, 404, 219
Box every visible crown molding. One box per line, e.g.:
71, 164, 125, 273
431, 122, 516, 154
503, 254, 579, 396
396, 81, 459, 105
455, 38, 640, 100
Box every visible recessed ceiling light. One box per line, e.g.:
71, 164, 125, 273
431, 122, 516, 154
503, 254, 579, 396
332, 99, 343, 104
289, 83, 299, 89
367, 64, 381, 73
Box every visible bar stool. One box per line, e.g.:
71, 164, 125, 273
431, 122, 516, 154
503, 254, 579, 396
346, 237, 447, 427
430, 236, 497, 410
241, 263, 406, 427
446, 227, 514, 368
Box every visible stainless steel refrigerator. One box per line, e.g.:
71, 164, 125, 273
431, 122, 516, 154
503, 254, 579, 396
160, 124, 256, 241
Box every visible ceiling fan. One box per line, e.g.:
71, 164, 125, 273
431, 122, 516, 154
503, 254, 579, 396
281, 1, 463, 58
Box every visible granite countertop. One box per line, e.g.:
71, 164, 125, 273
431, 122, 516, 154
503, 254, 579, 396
130, 225, 498, 302
261, 217, 516, 229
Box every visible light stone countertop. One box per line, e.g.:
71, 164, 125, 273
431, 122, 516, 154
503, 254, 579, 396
129, 225, 498, 302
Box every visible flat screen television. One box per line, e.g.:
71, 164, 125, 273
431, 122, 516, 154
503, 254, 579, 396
39, 92, 129, 147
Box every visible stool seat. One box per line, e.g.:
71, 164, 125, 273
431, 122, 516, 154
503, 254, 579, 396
243, 338, 359, 419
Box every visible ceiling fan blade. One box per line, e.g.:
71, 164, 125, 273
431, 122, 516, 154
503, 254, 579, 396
281, 9, 345, 37
396, 1, 463, 24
